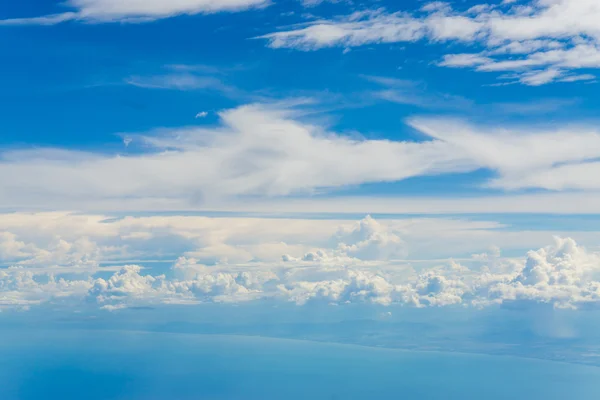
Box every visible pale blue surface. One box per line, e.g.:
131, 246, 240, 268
1, 330, 599, 400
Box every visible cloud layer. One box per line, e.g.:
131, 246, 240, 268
2, 231, 600, 311
2, 214, 600, 311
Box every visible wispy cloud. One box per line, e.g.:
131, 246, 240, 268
0, 12, 79, 26
126, 73, 226, 91
490, 98, 579, 115
362, 75, 474, 110
0, 0, 270, 25
362, 74, 578, 114
2, 102, 600, 211
124, 64, 243, 98
259, 0, 600, 85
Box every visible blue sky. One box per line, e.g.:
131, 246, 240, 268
2, 0, 600, 322
3, 0, 600, 206
3, 0, 599, 153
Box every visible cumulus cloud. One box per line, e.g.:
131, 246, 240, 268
0, 232, 101, 270
333, 216, 407, 260
485, 238, 600, 308
260, 0, 600, 85
90, 265, 172, 309
275, 236, 600, 310
0, 0, 269, 24
0, 268, 93, 309
277, 270, 401, 305
1, 213, 600, 311
0, 233, 34, 261
87, 260, 283, 309
3, 212, 600, 310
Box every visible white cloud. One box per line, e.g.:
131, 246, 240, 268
0, 232, 101, 270
421, 2, 451, 13
0, 103, 476, 209
560, 74, 596, 83
517, 238, 591, 286
258, 10, 429, 51
0, 0, 269, 24
0, 233, 33, 261
1, 213, 600, 311
0, 213, 508, 266
4, 235, 600, 311
333, 216, 407, 260
0, 267, 93, 309
514, 68, 564, 86
0, 13, 79, 26
199, 192, 600, 216
486, 237, 600, 309
277, 270, 401, 305
408, 117, 600, 191
439, 54, 492, 67
260, 0, 600, 85
413, 272, 468, 307
300, 0, 327, 7
90, 265, 173, 309
487, 162, 600, 191
126, 74, 229, 92
5, 103, 600, 210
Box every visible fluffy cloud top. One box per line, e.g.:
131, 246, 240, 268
332, 216, 407, 260
261, 0, 600, 85
2, 214, 600, 311
5, 235, 600, 311
0, 232, 100, 270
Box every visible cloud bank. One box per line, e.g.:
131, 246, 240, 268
2, 234, 600, 311
2, 214, 600, 311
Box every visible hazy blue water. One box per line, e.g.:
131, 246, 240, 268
1, 330, 599, 400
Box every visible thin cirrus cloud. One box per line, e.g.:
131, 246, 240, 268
0, 0, 270, 24
259, 0, 600, 85
125, 73, 240, 98
2, 102, 600, 211
126, 74, 224, 90
362, 75, 474, 110
124, 64, 245, 98
363, 74, 579, 114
